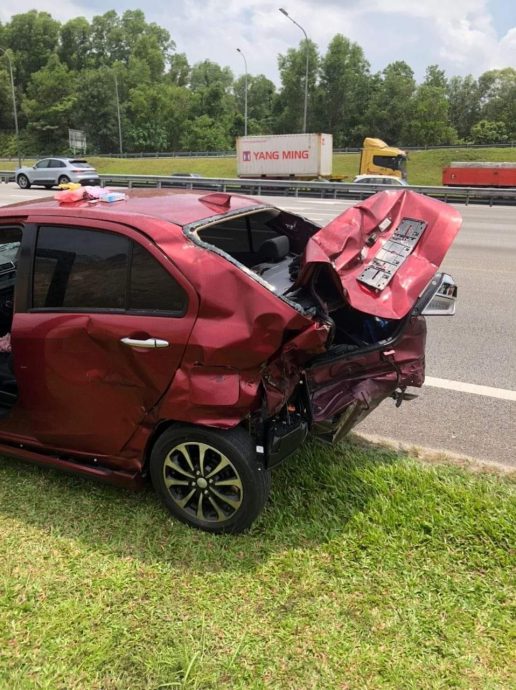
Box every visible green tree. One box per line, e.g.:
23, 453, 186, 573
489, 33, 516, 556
361, 61, 416, 145
189, 60, 235, 122
275, 40, 319, 133
403, 66, 457, 145
180, 114, 232, 151
126, 82, 193, 151
234, 74, 276, 134
72, 67, 122, 152
59, 17, 92, 72
168, 53, 190, 86
22, 55, 77, 152
190, 60, 233, 93
479, 68, 516, 138
447, 75, 481, 140
2, 11, 60, 90
316, 34, 372, 146
0, 65, 14, 131
88, 10, 173, 71
423, 64, 447, 89
470, 119, 509, 144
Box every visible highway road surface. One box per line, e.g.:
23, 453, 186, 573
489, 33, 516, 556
0, 184, 515, 467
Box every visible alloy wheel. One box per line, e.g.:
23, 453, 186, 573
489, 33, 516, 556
163, 441, 244, 523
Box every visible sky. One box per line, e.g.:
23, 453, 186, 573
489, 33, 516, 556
1, 0, 515, 84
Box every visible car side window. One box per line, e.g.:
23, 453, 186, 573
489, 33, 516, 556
197, 211, 282, 267
35, 160, 49, 169
198, 216, 251, 254
129, 242, 187, 314
33, 226, 128, 309
32, 226, 187, 315
49, 160, 65, 168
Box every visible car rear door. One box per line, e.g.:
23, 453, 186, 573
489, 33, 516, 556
48, 158, 66, 184
7, 217, 198, 458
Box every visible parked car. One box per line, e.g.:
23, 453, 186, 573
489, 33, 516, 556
0, 189, 460, 533
15, 158, 100, 189
353, 174, 408, 186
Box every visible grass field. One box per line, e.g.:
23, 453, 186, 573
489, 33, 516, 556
2, 146, 516, 186
0, 438, 514, 690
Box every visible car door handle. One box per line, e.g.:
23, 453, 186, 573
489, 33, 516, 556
120, 337, 170, 349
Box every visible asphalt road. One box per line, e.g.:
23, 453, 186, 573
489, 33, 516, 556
1, 184, 515, 467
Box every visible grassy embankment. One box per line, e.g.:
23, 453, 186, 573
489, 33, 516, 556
3, 146, 516, 185
0, 438, 514, 689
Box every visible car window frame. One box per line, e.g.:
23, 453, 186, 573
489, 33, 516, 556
18, 219, 193, 319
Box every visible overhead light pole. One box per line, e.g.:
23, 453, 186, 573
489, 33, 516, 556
236, 48, 248, 136
0, 48, 21, 168
114, 72, 123, 155
279, 7, 309, 133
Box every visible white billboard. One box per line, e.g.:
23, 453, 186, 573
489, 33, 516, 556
69, 129, 87, 153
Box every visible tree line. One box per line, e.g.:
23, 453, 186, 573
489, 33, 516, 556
0, 9, 515, 156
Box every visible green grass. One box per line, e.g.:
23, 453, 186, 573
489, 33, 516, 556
0, 438, 514, 690
2, 147, 516, 185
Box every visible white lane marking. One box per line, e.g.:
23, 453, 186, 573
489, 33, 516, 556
425, 376, 516, 401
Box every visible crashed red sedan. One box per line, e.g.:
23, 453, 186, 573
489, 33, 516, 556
0, 189, 460, 532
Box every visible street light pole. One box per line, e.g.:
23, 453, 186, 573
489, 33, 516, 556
279, 7, 309, 133
236, 48, 248, 137
0, 48, 21, 168
114, 72, 123, 155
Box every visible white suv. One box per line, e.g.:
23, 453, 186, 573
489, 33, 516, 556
15, 158, 100, 189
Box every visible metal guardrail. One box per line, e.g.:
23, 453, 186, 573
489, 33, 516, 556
96, 174, 516, 206
1, 170, 516, 205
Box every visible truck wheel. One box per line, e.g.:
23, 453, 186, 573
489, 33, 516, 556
150, 425, 271, 534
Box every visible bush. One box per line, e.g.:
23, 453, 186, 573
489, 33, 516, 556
470, 120, 509, 145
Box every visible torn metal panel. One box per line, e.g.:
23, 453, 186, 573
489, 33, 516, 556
298, 190, 462, 319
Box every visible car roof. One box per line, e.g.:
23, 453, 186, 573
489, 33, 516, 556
0, 189, 268, 230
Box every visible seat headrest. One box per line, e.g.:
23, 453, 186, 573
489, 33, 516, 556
257, 236, 290, 263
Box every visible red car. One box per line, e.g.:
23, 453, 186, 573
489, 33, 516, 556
0, 189, 460, 533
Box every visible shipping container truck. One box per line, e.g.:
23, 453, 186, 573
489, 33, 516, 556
236, 133, 335, 179
442, 162, 516, 187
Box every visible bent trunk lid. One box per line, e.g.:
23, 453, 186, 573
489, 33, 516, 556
297, 190, 462, 319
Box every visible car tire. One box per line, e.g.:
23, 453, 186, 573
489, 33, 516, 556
150, 424, 271, 534
57, 175, 70, 185
17, 174, 30, 189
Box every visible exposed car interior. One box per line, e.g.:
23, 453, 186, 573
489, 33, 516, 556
195, 209, 401, 356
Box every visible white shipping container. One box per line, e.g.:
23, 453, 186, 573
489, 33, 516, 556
236, 133, 333, 178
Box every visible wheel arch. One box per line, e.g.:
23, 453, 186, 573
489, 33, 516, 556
141, 418, 252, 477
147, 419, 269, 533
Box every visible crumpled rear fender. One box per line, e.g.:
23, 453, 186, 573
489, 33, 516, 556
307, 316, 427, 437
156, 248, 329, 427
